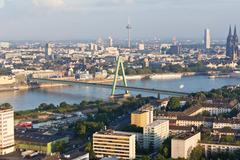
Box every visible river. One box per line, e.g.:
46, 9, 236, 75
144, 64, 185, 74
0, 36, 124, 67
1, 76, 240, 111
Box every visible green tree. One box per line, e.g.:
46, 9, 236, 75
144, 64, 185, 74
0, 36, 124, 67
189, 145, 205, 160
84, 141, 95, 159
76, 122, 86, 136
141, 155, 151, 160
167, 97, 180, 111
54, 140, 66, 153
156, 154, 167, 160
159, 137, 171, 159
229, 108, 238, 117
220, 135, 235, 143
163, 146, 169, 158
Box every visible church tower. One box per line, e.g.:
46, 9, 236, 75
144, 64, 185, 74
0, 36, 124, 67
233, 25, 239, 60
226, 26, 234, 58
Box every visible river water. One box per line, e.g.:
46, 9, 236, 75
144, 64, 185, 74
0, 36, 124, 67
1, 76, 240, 111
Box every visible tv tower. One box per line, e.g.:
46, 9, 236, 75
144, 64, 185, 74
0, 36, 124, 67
126, 17, 132, 49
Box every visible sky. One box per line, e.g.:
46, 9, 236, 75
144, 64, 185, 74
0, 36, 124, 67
0, 0, 239, 41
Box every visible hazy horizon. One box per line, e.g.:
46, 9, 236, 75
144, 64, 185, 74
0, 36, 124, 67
0, 0, 239, 41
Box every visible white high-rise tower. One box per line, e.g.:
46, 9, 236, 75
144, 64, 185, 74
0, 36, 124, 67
108, 36, 113, 47
204, 29, 211, 49
126, 17, 132, 49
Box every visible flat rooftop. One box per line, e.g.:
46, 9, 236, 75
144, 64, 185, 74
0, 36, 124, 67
0, 105, 13, 112
15, 128, 68, 144
94, 130, 134, 137
174, 132, 200, 140
132, 110, 148, 114
146, 119, 168, 127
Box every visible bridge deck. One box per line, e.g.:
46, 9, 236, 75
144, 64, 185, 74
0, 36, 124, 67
30, 78, 189, 96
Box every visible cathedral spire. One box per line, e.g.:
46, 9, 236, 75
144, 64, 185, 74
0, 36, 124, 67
234, 25, 237, 36
228, 25, 232, 36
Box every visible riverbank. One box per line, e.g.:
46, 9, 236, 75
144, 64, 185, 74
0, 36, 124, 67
83, 72, 200, 83
0, 83, 69, 93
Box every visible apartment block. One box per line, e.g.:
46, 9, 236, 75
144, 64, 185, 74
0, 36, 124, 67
131, 104, 153, 128
0, 105, 15, 155
143, 120, 169, 150
200, 142, 240, 157
93, 130, 136, 160
171, 132, 200, 159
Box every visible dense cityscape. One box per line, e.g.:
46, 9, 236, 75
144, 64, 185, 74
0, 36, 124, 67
1, 0, 240, 160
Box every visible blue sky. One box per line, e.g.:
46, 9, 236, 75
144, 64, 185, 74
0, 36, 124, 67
0, 0, 239, 41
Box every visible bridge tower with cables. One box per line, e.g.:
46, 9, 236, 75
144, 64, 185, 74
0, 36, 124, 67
110, 56, 130, 98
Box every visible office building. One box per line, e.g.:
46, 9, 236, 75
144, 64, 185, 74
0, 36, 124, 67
131, 104, 153, 128
0, 105, 15, 155
171, 132, 201, 159
226, 26, 239, 61
93, 130, 136, 160
143, 120, 169, 150
204, 29, 211, 48
204, 29, 211, 49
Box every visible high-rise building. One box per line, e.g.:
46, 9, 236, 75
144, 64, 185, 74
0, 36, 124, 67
45, 42, 52, 57
204, 29, 211, 49
138, 42, 145, 51
108, 37, 113, 47
93, 130, 136, 160
131, 104, 153, 128
143, 120, 169, 150
89, 43, 98, 51
226, 26, 239, 61
45, 42, 55, 60
0, 105, 15, 155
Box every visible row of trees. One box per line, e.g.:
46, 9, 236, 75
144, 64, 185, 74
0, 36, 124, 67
125, 62, 213, 76
15, 100, 116, 119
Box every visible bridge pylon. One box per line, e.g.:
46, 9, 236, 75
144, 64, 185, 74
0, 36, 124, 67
110, 56, 130, 99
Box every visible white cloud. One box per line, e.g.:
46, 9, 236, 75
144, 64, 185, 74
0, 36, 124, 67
32, 0, 65, 9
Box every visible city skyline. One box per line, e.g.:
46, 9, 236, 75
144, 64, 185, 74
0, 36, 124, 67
0, 0, 240, 40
